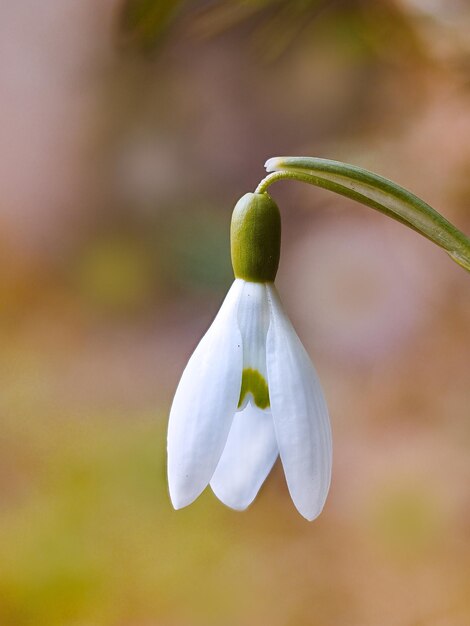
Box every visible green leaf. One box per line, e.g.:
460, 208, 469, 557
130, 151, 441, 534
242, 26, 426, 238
260, 156, 470, 272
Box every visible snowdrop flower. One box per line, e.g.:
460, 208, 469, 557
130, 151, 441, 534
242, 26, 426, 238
167, 193, 332, 520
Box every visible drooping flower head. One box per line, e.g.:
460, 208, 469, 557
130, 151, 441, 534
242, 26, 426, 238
167, 153, 470, 519
167, 192, 332, 520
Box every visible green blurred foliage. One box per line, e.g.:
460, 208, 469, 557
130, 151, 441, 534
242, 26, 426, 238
119, 0, 184, 53
74, 235, 155, 313
118, 0, 424, 62
0, 414, 234, 625
370, 484, 442, 560
165, 208, 233, 294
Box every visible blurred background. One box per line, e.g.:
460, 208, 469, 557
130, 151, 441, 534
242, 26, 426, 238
0, 1, 469, 624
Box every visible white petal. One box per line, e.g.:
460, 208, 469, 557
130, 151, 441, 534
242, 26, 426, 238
266, 285, 332, 521
237, 281, 270, 378
167, 280, 244, 509
210, 403, 278, 510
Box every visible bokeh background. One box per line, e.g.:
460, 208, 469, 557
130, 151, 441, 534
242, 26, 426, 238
0, 1, 469, 625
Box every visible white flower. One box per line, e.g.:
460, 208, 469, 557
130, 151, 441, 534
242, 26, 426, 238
167, 193, 332, 521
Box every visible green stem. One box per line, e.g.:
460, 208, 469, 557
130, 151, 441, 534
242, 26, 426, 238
256, 157, 470, 273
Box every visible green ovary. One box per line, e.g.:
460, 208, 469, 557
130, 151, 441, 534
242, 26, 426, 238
238, 368, 270, 410
230, 192, 281, 282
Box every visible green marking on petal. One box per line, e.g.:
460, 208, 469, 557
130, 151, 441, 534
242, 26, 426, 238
238, 367, 270, 409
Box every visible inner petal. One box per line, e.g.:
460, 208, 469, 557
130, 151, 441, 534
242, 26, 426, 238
210, 402, 278, 511
237, 282, 270, 410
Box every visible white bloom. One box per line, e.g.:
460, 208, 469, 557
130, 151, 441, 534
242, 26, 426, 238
167, 278, 332, 521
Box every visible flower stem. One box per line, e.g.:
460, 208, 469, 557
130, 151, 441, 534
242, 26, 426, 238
256, 157, 470, 273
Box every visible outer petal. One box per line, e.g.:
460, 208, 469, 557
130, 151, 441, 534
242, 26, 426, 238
266, 285, 332, 521
167, 280, 244, 509
210, 404, 278, 510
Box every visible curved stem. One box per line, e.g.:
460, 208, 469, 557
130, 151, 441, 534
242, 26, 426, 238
255, 171, 316, 194
256, 157, 470, 273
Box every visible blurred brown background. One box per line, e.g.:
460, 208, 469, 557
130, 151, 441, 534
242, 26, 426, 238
0, 1, 469, 625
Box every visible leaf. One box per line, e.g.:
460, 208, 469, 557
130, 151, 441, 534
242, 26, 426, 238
263, 156, 470, 272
